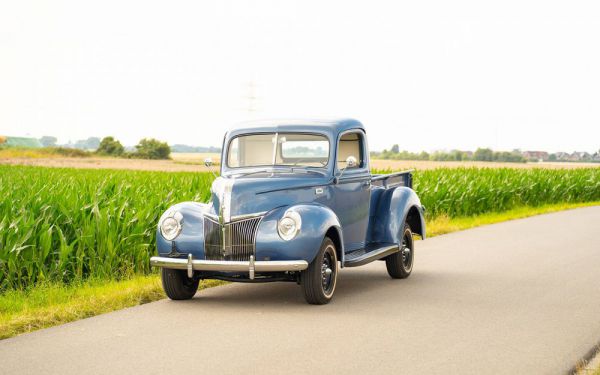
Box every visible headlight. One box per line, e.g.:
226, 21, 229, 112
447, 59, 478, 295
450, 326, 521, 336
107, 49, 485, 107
277, 210, 301, 241
160, 211, 183, 241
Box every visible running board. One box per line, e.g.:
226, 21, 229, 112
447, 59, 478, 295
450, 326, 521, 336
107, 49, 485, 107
343, 243, 400, 267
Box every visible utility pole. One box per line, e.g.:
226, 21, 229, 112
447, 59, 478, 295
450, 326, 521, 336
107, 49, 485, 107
244, 81, 258, 117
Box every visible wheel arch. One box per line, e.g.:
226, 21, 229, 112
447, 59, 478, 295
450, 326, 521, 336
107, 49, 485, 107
404, 205, 426, 239
325, 225, 345, 266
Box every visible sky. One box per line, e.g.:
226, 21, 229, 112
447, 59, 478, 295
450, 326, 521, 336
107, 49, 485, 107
1, 0, 599, 153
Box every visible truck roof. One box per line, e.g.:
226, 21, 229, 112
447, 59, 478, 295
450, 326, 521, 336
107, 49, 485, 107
227, 118, 365, 138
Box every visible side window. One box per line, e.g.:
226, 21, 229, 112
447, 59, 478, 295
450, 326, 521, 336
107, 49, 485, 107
337, 132, 365, 170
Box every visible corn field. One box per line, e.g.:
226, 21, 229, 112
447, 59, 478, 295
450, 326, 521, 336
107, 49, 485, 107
1, 165, 599, 290
0, 166, 213, 290
412, 168, 600, 217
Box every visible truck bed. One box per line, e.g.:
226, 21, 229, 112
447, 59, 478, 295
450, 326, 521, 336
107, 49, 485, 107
371, 170, 413, 189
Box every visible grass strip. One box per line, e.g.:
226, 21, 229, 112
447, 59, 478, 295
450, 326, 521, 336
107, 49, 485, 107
0, 275, 222, 339
426, 201, 600, 237
0, 201, 598, 340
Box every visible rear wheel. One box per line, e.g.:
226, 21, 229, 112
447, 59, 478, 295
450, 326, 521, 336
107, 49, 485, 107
301, 237, 338, 305
386, 224, 414, 279
161, 268, 199, 300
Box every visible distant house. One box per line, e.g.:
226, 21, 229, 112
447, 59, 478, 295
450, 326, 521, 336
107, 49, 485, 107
571, 151, 591, 161
0, 136, 43, 148
522, 151, 549, 162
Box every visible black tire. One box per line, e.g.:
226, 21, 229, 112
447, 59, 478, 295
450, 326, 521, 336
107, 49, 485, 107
161, 268, 199, 300
386, 224, 414, 279
301, 237, 338, 305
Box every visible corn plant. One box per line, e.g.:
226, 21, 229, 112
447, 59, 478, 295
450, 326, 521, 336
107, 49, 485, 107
1, 165, 599, 291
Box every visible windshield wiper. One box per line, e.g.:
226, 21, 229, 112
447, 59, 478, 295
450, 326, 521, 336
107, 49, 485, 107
290, 167, 327, 176
234, 168, 290, 177
232, 167, 325, 177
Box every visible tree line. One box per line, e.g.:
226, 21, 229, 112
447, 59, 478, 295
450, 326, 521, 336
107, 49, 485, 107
39, 136, 171, 160
373, 145, 525, 163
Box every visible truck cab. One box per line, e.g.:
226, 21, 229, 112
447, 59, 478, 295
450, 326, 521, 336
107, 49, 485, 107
151, 119, 425, 304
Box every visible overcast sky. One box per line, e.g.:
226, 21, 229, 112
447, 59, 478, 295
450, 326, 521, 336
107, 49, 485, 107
1, 0, 599, 152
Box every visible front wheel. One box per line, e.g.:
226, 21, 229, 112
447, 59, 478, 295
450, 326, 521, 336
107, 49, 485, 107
161, 268, 199, 300
386, 224, 414, 279
301, 237, 338, 305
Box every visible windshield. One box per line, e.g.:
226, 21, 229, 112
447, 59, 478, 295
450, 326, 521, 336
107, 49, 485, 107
227, 133, 329, 169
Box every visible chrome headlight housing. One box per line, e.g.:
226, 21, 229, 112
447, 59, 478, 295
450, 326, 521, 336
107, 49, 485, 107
160, 211, 183, 241
277, 210, 301, 241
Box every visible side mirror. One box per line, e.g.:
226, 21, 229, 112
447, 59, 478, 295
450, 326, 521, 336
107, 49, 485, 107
204, 157, 218, 178
346, 156, 357, 168
334, 155, 358, 184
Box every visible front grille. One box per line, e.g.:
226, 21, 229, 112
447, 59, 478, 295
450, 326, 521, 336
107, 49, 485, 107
203, 216, 262, 261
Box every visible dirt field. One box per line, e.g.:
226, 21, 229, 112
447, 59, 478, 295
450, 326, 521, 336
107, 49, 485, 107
370, 159, 600, 170
0, 156, 213, 172
1, 153, 598, 172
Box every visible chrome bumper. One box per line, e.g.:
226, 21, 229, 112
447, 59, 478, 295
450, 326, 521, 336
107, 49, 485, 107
150, 254, 308, 280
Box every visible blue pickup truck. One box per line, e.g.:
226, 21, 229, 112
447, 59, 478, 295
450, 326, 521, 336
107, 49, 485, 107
151, 119, 426, 304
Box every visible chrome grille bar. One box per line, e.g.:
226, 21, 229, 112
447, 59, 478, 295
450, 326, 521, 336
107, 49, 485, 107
204, 217, 223, 260
203, 215, 262, 261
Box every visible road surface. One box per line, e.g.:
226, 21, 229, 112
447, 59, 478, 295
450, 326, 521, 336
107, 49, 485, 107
1, 207, 599, 374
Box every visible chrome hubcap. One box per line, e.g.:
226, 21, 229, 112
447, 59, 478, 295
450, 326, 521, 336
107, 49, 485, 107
321, 263, 332, 290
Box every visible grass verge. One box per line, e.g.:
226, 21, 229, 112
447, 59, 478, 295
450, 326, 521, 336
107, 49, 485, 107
426, 201, 600, 237
0, 275, 223, 339
0, 201, 598, 340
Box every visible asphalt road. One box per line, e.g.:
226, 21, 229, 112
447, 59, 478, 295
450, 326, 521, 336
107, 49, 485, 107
1, 207, 599, 375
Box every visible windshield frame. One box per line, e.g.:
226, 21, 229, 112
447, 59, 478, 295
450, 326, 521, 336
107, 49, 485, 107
224, 131, 332, 171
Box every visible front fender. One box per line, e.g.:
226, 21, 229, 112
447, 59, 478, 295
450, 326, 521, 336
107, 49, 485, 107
372, 187, 426, 244
255, 203, 344, 264
156, 202, 211, 258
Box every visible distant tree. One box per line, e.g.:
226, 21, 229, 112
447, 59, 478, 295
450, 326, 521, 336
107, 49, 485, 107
134, 138, 170, 160
450, 150, 464, 161
39, 136, 58, 147
74, 137, 101, 150
374, 146, 525, 163
473, 148, 494, 161
170, 144, 222, 153
390, 144, 400, 153
96, 136, 124, 156
87, 137, 101, 150
493, 151, 524, 163
548, 153, 557, 161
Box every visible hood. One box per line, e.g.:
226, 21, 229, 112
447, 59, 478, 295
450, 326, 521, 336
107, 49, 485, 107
211, 174, 329, 220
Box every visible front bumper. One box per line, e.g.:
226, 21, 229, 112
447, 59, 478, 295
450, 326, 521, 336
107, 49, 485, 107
150, 255, 308, 280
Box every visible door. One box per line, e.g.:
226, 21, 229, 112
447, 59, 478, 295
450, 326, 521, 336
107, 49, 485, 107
332, 130, 371, 252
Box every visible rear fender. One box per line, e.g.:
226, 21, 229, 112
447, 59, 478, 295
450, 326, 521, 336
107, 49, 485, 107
372, 187, 426, 244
